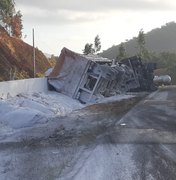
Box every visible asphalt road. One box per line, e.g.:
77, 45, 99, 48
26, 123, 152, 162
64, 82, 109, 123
1, 86, 176, 180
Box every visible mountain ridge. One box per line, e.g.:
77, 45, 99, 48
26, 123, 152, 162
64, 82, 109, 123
100, 22, 176, 59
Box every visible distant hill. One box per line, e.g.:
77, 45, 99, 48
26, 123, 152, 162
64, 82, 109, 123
100, 22, 176, 59
0, 26, 51, 81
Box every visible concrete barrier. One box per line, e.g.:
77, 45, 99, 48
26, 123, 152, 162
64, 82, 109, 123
0, 78, 48, 99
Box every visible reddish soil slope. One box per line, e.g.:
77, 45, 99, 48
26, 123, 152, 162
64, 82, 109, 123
0, 27, 51, 81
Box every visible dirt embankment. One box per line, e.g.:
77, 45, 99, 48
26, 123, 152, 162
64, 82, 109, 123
0, 26, 51, 81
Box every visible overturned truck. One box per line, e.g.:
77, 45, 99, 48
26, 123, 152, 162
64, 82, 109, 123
47, 48, 156, 103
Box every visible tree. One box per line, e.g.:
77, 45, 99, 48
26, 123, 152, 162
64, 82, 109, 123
83, 43, 94, 55
0, 0, 22, 38
11, 10, 23, 38
117, 43, 126, 60
83, 35, 102, 55
0, 0, 15, 33
158, 52, 176, 83
94, 35, 101, 53
137, 29, 146, 57
137, 29, 145, 51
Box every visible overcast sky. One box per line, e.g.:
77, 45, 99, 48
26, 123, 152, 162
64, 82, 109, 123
15, 0, 176, 55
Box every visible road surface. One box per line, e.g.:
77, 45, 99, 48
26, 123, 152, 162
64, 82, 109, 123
0, 86, 176, 180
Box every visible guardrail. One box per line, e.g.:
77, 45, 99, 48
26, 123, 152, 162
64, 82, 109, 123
0, 78, 48, 99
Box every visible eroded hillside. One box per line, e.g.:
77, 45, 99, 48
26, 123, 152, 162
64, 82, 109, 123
0, 26, 51, 81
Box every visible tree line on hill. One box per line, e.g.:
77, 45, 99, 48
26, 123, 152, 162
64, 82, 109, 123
117, 29, 176, 83
99, 22, 176, 84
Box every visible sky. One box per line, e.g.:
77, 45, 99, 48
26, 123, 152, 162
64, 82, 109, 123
15, 0, 176, 55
